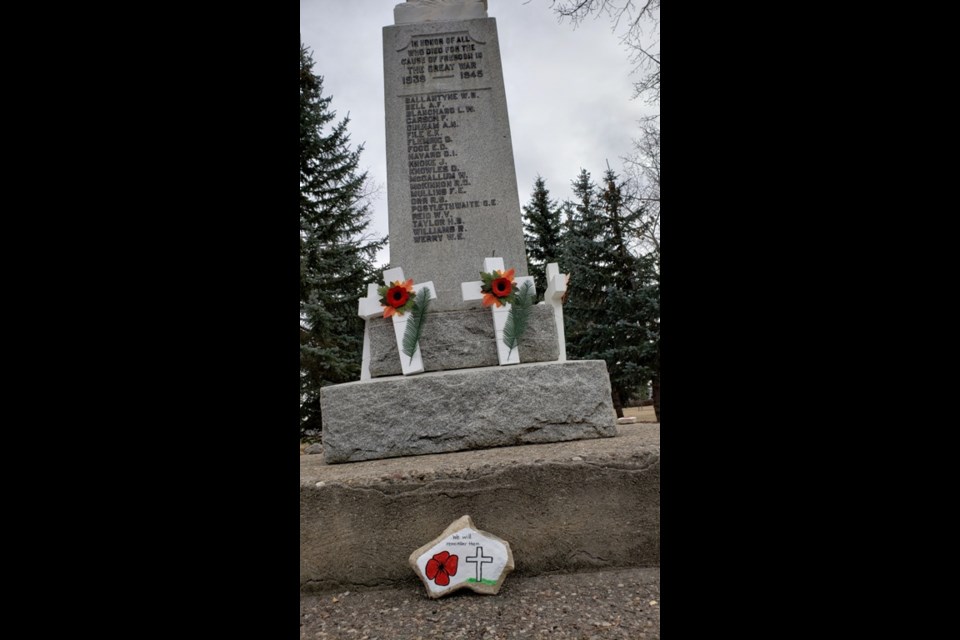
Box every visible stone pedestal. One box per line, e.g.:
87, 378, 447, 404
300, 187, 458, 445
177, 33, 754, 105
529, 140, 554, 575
367, 304, 558, 377
321, 360, 617, 463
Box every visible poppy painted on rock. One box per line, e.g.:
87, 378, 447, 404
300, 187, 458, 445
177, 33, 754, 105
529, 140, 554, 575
425, 551, 459, 587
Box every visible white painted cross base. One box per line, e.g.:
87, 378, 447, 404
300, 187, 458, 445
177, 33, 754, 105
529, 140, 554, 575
357, 282, 379, 381
409, 515, 515, 599
461, 257, 536, 366
357, 267, 437, 376
543, 262, 570, 362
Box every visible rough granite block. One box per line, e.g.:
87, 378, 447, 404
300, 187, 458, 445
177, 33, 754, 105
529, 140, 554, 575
368, 304, 558, 377
321, 360, 616, 463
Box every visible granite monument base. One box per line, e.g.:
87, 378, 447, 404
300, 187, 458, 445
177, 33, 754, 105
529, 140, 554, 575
321, 360, 617, 463
367, 304, 559, 377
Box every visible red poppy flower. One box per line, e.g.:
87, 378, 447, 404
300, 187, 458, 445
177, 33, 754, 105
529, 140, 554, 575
425, 551, 459, 586
382, 279, 415, 318
386, 285, 410, 308
491, 277, 512, 298
481, 268, 516, 308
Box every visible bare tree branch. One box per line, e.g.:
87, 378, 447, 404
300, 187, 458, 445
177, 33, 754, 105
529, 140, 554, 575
550, 0, 660, 104
551, 2, 661, 259
623, 118, 660, 258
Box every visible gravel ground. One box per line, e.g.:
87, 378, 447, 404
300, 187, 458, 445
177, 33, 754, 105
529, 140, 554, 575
300, 566, 660, 639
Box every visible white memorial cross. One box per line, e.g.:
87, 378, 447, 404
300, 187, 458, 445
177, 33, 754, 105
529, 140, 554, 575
542, 262, 570, 362
460, 257, 536, 366
357, 282, 379, 381
358, 266, 437, 377
465, 546, 494, 583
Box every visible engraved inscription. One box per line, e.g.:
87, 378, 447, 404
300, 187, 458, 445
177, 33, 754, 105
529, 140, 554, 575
400, 32, 497, 245
400, 33, 483, 85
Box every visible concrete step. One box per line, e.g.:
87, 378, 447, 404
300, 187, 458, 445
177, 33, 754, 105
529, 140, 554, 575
300, 565, 661, 639
300, 424, 660, 593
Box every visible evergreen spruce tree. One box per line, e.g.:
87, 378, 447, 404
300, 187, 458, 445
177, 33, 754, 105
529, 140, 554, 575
558, 169, 604, 362
560, 168, 659, 418
300, 43, 385, 438
596, 169, 659, 417
522, 176, 564, 295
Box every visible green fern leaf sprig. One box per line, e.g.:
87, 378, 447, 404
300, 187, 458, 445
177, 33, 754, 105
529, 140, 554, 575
503, 281, 535, 359
401, 287, 432, 365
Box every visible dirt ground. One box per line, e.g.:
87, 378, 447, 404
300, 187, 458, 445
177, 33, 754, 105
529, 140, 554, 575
301, 566, 660, 639
621, 405, 658, 422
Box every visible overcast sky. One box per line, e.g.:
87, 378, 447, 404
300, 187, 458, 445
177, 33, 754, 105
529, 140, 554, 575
300, 0, 656, 265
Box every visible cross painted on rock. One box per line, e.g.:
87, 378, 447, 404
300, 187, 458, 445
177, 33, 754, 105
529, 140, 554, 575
460, 257, 536, 366
465, 545, 494, 582
358, 266, 437, 377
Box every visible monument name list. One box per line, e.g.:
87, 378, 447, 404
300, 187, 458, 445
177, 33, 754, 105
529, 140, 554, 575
399, 32, 498, 245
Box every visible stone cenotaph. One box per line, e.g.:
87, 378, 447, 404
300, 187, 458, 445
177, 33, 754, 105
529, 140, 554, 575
320, 0, 618, 463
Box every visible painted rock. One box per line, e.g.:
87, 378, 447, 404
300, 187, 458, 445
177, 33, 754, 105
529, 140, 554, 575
409, 515, 515, 598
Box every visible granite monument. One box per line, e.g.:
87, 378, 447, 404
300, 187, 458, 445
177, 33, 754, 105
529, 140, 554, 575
320, 0, 617, 464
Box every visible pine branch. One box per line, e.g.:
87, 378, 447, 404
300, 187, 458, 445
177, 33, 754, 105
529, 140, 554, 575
402, 287, 432, 365
503, 281, 535, 359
